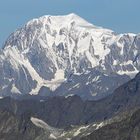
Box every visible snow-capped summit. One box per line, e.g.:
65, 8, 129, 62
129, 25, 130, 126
26, 13, 98, 30
0, 14, 140, 99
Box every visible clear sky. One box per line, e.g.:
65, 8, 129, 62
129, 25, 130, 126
0, 0, 140, 46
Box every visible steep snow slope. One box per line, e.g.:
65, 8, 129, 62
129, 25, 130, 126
0, 13, 140, 99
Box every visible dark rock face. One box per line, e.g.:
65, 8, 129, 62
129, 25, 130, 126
0, 96, 87, 128
80, 109, 140, 140
0, 109, 45, 140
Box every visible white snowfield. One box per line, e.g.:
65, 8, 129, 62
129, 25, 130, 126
31, 117, 106, 139
31, 117, 63, 138
0, 13, 140, 99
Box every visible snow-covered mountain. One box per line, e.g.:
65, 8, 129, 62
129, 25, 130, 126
0, 13, 140, 99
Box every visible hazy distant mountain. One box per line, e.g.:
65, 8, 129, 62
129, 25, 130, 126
0, 13, 140, 99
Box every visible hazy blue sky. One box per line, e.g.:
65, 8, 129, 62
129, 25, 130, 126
0, 0, 140, 46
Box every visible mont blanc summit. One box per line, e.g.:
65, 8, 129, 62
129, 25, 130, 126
0, 13, 140, 99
